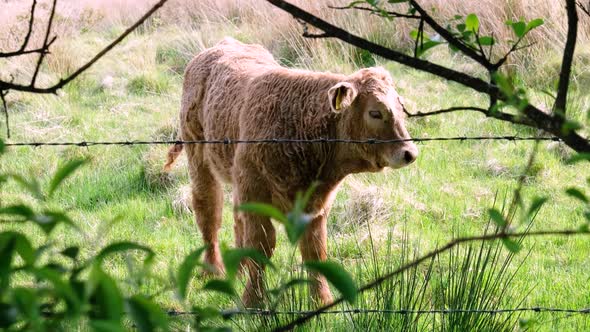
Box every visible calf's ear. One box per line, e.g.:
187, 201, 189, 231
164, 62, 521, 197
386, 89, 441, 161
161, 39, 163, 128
328, 82, 358, 113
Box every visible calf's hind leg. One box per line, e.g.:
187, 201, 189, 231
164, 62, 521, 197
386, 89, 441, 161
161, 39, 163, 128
186, 144, 224, 275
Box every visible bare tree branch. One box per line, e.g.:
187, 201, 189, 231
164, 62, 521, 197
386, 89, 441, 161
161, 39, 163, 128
266, 0, 590, 153
554, 0, 579, 115
0, 0, 169, 94
267, 0, 497, 96
274, 228, 590, 331
403, 106, 535, 126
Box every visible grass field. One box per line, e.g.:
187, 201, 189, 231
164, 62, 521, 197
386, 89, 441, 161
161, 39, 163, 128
1, 0, 589, 330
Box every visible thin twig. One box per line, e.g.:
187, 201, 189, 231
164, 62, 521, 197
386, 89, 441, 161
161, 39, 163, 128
413, 18, 424, 58
20, 0, 38, 52
554, 0, 579, 115
30, 0, 58, 86
328, 5, 421, 19
1, 91, 9, 138
403, 106, 535, 126
577, 1, 590, 16
494, 36, 525, 69
507, 141, 540, 221
0, 47, 52, 58
274, 228, 590, 331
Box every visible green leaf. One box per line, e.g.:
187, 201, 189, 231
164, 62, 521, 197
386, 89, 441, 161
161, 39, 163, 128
304, 261, 357, 304
566, 153, 590, 164
478, 36, 495, 46
13, 233, 34, 265
237, 203, 287, 224
561, 119, 583, 134
526, 18, 544, 32
61, 246, 80, 260
203, 279, 236, 297
456, 23, 466, 32
33, 267, 81, 314
88, 267, 124, 322
488, 208, 507, 228
511, 21, 527, 38
501, 238, 522, 253
95, 242, 154, 265
285, 212, 313, 245
222, 248, 273, 280
283, 183, 319, 244
465, 13, 479, 32
410, 29, 429, 41
177, 246, 207, 299
269, 278, 311, 299
0, 140, 4, 155
10, 174, 44, 201
0, 303, 17, 328
565, 187, 588, 203
0, 232, 34, 266
90, 320, 126, 332
33, 211, 77, 235
416, 40, 443, 57
0, 204, 34, 220
126, 295, 169, 332
48, 159, 88, 198
527, 196, 548, 217
12, 288, 41, 329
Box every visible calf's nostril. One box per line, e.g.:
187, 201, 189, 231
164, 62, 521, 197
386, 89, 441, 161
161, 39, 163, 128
404, 150, 416, 164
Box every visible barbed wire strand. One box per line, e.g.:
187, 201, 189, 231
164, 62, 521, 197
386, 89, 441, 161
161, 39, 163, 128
164, 307, 590, 317
2, 136, 564, 148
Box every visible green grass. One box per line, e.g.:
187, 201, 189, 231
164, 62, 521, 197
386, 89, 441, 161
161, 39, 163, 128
1, 19, 589, 331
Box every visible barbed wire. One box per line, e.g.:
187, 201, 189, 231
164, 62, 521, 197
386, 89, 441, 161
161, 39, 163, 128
164, 306, 590, 317
3, 135, 565, 148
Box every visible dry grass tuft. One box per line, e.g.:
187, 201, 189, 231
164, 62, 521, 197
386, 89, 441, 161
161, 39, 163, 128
172, 184, 192, 215
331, 178, 393, 245
142, 146, 182, 190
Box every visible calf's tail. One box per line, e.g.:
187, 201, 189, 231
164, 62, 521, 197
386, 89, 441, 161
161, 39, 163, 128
163, 143, 184, 172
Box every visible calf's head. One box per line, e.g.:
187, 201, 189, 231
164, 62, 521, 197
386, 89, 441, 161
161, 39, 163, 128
328, 67, 418, 170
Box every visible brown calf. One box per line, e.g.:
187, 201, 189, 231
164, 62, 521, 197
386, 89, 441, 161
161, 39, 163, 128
165, 37, 418, 307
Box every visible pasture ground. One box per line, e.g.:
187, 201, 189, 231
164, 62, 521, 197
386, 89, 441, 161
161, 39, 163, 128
0, 0, 589, 330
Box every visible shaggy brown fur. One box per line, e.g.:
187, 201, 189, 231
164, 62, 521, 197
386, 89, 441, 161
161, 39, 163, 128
165, 37, 418, 307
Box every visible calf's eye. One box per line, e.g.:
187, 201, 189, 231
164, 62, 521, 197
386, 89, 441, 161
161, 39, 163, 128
369, 110, 383, 119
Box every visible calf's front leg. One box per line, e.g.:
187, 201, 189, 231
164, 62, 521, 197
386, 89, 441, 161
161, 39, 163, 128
300, 215, 333, 305
234, 172, 276, 308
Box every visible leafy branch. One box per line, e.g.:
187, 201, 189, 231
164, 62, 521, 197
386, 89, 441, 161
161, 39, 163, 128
266, 0, 590, 153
